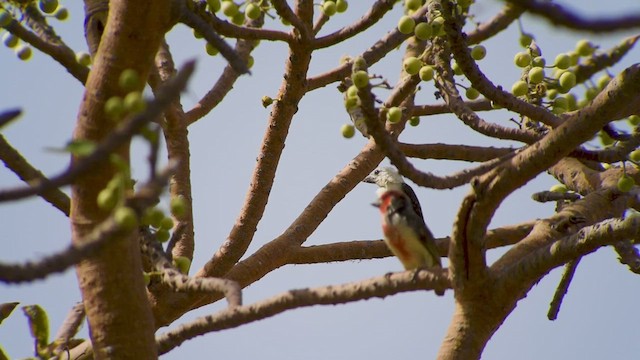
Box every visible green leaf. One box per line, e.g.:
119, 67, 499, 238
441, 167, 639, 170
65, 140, 96, 157
22, 305, 49, 353
0, 302, 19, 324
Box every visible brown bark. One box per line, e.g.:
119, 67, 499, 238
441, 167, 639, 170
72, 1, 174, 358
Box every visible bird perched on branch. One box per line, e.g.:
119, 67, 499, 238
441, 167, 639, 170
366, 168, 443, 295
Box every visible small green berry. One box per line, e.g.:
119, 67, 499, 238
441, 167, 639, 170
470, 45, 486, 61
159, 217, 174, 230
576, 39, 594, 57
341, 124, 355, 138
53, 7, 69, 21
124, 92, 146, 114
75, 52, 91, 66
170, 196, 187, 219
97, 187, 118, 211
0, 9, 12, 27
558, 71, 576, 92
511, 80, 528, 97
15, 45, 32, 61
386, 107, 402, 123
114, 207, 138, 232
245, 3, 261, 20
419, 65, 434, 81
221, 1, 239, 17
414, 22, 432, 40
514, 52, 531, 68
617, 175, 635, 192
352, 70, 369, 89
322, 1, 337, 16
465, 87, 480, 100
207, 0, 221, 12
3, 32, 18, 48
519, 33, 533, 47
627, 115, 640, 126
554, 53, 571, 70
409, 116, 420, 126
119, 69, 141, 91
173, 256, 191, 274
104, 96, 125, 120
156, 229, 170, 243
39, 0, 59, 14
143, 208, 165, 228
403, 56, 422, 75
397, 16, 416, 35
205, 42, 219, 56
336, 0, 348, 13
528, 67, 545, 84
629, 149, 640, 162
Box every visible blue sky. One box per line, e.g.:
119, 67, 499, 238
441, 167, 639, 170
1, 1, 639, 358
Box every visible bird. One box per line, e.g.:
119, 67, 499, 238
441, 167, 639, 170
363, 166, 424, 220
369, 184, 444, 296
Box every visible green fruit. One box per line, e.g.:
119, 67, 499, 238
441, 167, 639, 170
97, 187, 118, 211
124, 92, 146, 114
576, 39, 594, 56
419, 65, 434, 81
0, 9, 12, 27
386, 107, 402, 123
351, 70, 369, 89
599, 131, 614, 146
627, 115, 640, 126
3, 32, 18, 48
558, 71, 576, 92
397, 16, 416, 35
403, 56, 422, 75
511, 80, 528, 97
173, 256, 191, 274
344, 97, 358, 109
222, 1, 239, 17
585, 87, 598, 100
405, 0, 421, 10
549, 184, 568, 193
465, 87, 480, 100
261, 95, 274, 108
104, 96, 125, 119
207, 0, 221, 12
597, 74, 611, 90
414, 22, 432, 40
231, 11, 245, 25
39, 0, 59, 14
205, 42, 219, 56
15, 45, 32, 61
564, 93, 577, 111
514, 52, 531, 68
409, 116, 420, 126
336, 0, 348, 13
547, 89, 558, 100
143, 208, 165, 228
554, 53, 571, 70
170, 196, 187, 219
245, 3, 261, 19
346, 85, 358, 98
114, 207, 138, 232
53, 7, 68, 21
247, 55, 254, 69
528, 67, 544, 84
119, 69, 141, 91
519, 33, 533, 47
159, 217, 174, 230
470, 45, 486, 61
431, 16, 444, 36
75, 52, 91, 66
532, 56, 545, 67
553, 96, 568, 110
451, 61, 463, 75
322, 1, 337, 16
617, 175, 635, 192
142, 272, 151, 286
341, 124, 355, 138
568, 52, 579, 66
629, 149, 640, 162
193, 30, 203, 39
156, 229, 170, 243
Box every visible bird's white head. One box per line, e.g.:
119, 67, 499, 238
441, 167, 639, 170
363, 166, 404, 190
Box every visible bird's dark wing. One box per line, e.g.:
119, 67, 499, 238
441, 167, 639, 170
401, 182, 424, 221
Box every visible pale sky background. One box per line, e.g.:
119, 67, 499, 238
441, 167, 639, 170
1, 1, 639, 359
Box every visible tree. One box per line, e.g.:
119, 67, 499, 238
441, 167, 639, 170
1, 0, 639, 359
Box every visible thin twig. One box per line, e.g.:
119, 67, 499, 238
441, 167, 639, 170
547, 258, 580, 320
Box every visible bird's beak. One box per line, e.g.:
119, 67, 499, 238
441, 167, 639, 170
363, 175, 375, 184
371, 200, 381, 208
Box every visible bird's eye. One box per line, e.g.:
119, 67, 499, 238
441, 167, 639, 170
374, 170, 380, 175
